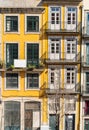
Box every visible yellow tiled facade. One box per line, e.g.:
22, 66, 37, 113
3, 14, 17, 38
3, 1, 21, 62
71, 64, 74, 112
0, 0, 83, 130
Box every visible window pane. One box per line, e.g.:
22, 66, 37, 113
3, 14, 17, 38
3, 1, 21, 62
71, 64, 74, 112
27, 16, 39, 32
27, 74, 39, 89
6, 44, 18, 67
6, 73, 18, 88
27, 44, 39, 66
6, 16, 18, 32
4, 101, 20, 130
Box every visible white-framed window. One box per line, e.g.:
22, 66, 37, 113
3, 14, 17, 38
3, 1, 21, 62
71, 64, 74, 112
5, 73, 19, 89
65, 7, 77, 30
25, 15, 40, 33
48, 66, 60, 89
27, 73, 39, 89
4, 101, 20, 130
65, 98, 76, 113
4, 14, 19, 33
49, 6, 61, 30
66, 67, 75, 84
66, 39, 76, 54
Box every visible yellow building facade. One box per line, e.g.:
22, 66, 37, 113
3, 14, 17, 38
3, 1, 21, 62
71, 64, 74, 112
0, 0, 82, 130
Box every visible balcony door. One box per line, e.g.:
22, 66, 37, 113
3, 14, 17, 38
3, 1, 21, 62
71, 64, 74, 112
86, 13, 89, 35
84, 119, 89, 130
66, 7, 77, 31
50, 7, 60, 30
49, 68, 60, 90
66, 38, 76, 61
49, 114, 59, 130
65, 114, 75, 130
27, 44, 39, 66
49, 38, 60, 60
86, 73, 89, 93
65, 68, 75, 90
86, 44, 89, 65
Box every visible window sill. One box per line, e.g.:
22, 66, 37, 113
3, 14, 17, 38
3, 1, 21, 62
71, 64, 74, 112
4, 31, 20, 34
25, 88, 40, 91
25, 31, 40, 34
5, 88, 20, 90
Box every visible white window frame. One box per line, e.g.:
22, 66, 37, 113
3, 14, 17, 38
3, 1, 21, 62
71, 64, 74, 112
25, 14, 40, 34
65, 6, 78, 29
5, 72, 20, 90
48, 6, 61, 30
4, 14, 20, 34
25, 72, 40, 90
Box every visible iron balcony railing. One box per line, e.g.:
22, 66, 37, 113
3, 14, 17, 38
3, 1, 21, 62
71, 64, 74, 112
46, 52, 80, 62
45, 82, 80, 94
45, 22, 81, 33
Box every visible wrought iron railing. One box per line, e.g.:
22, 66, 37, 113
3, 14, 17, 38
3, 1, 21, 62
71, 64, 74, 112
45, 21, 81, 32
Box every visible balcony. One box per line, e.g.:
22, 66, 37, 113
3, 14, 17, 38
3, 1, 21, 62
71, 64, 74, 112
45, 52, 80, 65
45, 22, 81, 35
45, 82, 80, 95
82, 26, 89, 38
4, 59, 45, 72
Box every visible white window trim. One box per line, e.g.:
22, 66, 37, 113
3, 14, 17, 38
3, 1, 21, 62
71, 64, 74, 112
5, 72, 20, 90
48, 65, 61, 88
4, 14, 20, 34
25, 72, 40, 90
25, 14, 40, 34
64, 66, 77, 85
48, 36, 62, 59
64, 36, 77, 53
65, 6, 78, 29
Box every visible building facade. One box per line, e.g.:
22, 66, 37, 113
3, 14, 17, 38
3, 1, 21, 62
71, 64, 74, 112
0, 0, 84, 130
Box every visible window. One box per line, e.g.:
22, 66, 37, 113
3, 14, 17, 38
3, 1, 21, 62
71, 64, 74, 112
66, 68, 75, 84
6, 43, 18, 67
65, 114, 75, 130
27, 44, 39, 66
86, 73, 89, 93
27, 73, 39, 89
25, 102, 40, 130
27, 16, 39, 32
84, 101, 89, 115
66, 39, 76, 54
6, 16, 18, 32
4, 101, 20, 130
6, 73, 18, 89
49, 114, 59, 130
65, 98, 76, 112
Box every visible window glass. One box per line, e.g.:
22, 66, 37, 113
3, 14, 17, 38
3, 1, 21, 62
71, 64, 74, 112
4, 101, 20, 130
6, 43, 18, 67
27, 16, 39, 32
27, 44, 39, 66
6, 16, 18, 32
6, 73, 18, 89
27, 73, 39, 89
